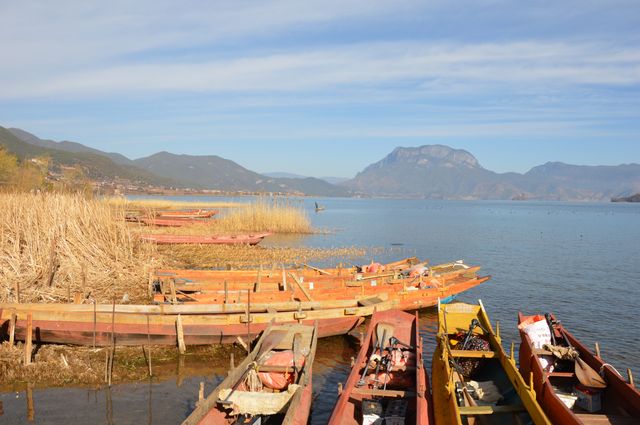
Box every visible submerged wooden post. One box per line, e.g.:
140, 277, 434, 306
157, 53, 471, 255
176, 314, 186, 355
26, 383, 34, 421
24, 313, 33, 365
8, 310, 16, 345
198, 382, 204, 403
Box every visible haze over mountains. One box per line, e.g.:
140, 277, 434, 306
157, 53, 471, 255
1, 125, 638, 200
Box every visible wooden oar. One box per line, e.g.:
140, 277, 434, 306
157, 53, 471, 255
546, 314, 606, 389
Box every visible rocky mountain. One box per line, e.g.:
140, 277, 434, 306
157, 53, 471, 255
344, 145, 640, 200
134, 152, 350, 196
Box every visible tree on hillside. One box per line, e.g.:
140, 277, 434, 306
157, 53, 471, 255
0, 148, 19, 187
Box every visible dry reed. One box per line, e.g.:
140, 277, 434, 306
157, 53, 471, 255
0, 193, 160, 304
143, 197, 313, 235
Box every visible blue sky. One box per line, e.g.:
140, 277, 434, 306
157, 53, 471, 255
1, 1, 639, 177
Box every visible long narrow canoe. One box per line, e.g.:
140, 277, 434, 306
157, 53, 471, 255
0, 297, 392, 346
140, 217, 204, 227
183, 322, 317, 425
157, 209, 218, 218
328, 309, 432, 424
518, 312, 640, 424
140, 232, 271, 245
432, 301, 551, 425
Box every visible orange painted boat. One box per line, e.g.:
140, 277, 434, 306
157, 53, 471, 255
156, 257, 423, 281
0, 298, 381, 346
328, 309, 432, 424
183, 322, 317, 425
518, 312, 640, 424
140, 217, 204, 227
157, 209, 218, 218
151, 260, 490, 312
140, 232, 271, 245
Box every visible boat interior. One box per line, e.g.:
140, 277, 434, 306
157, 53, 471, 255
338, 313, 420, 424
439, 303, 541, 425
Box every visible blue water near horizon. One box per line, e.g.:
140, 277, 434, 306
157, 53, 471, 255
2, 197, 638, 423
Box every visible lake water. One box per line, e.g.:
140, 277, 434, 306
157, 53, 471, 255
2, 198, 639, 423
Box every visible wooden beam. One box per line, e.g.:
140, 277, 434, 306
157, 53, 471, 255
450, 349, 496, 358
288, 272, 313, 302
8, 310, 16, 345
459, 405, 525, 415
176, 314, 186, 354
352, 388, 416, 398
24, 313, 33, 365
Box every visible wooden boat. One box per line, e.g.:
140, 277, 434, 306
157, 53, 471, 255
328, 309, 432, 424
139, 232, 271, 245
140, 217, 204, 227
151, 260, 490, 313
157, 209, 218, 218
183, 322, 317, 425
155, 257, 423, 281
0, 296, 392, 346
518, 312, 640, 424
432, 301, 551, 425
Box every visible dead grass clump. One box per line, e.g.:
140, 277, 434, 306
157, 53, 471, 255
0, 193, 161, 304
159, 245, 368, 269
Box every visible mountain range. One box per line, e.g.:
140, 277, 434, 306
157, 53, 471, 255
344, 145, 640, 201
2, 125, 638, 200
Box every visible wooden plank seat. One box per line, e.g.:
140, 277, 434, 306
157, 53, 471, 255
547, 371, 575, 378
351, 388, 416, 398
574, 413, 639, 425
450, 349, 496, 358
459, 405, 526, 415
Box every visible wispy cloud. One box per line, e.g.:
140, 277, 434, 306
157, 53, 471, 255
1, 41, 639, 100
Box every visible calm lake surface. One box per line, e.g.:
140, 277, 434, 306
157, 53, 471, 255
2, 198, 639, 424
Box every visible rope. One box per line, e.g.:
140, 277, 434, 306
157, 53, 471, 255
600, 363, 623, 378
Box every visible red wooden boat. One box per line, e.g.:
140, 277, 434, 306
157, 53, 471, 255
139, 232, 271, 245
157, 209, 218, 219
183, 322, 317, 425
519, 312, 640, 424
140, 217, 203, 227
0, 298, 388, 346
328, 309, 432, 424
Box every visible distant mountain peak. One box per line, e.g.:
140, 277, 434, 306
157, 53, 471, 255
383, 144, 480, 169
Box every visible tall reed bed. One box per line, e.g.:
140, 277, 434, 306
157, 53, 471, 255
0, 193, 159, 303
189, 197, 312, 234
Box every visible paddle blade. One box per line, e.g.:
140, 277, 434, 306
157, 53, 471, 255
575, 357, 607, 389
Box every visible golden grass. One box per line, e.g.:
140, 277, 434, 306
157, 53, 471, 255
158, 245, 368, 269
103, 196, 244, 210
141, 197, 313, 235
0, 193, 161, 304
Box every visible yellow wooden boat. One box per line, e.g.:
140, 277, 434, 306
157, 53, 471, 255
431, 300, 551, 425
